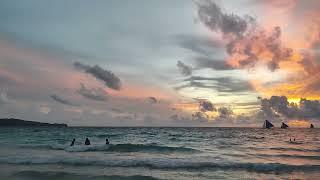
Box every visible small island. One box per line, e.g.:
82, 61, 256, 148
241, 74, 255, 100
0, 118, 68, 127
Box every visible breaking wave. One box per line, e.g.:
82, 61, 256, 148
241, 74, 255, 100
20, 143, 197, 153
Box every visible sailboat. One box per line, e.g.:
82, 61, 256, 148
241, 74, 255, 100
310, 124, 315, 128
280, 122, 289, 129
263, 120, 274, 129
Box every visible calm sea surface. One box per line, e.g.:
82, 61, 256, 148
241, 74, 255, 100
0, 127, 319, 180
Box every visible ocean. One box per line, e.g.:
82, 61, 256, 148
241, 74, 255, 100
0, 127, 319, 180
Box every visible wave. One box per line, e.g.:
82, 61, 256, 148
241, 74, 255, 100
168, 137, 179, 141
68, 144, 197, 153
20, 143, 197, 153
13, 171, 160, 180
141, 131, 158, 136
19, 144, 66, 150
108, 144, 197, 153
252, 154, 320, 160
247, 136, 265, 140
2, 157, 320, 173
270, 147, 320, 152
248, 147, 320, 152
168, 133, 184, 137
96, 134, 122, 138
32, 129, 42, 132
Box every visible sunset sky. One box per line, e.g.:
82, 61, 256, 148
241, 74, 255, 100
0, 0, 319, 126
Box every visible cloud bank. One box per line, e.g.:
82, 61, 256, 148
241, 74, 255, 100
258, 96, 320, 120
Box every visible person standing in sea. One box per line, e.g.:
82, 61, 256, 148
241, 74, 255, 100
70, 138, 75, 146
85, 138, 91, 145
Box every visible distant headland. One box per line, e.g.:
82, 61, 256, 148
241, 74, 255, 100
0, 118, 68, 127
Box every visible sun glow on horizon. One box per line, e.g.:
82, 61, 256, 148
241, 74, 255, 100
287, 98, 301, 105
288, 120, 311, 128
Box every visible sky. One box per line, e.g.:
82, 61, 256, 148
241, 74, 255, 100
0, 0, 320, 127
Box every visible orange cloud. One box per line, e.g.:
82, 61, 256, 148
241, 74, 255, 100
198, 1, 320, 101
229, 1, 320, 100
172, 102, 199, 113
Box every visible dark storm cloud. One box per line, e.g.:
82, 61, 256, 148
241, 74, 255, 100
195, 56, 234, 70
196, 0, 253, 37
299, 98, 320, 119
192, 111, 209, 122
74, 62, 121, 90
177, 61, 192, 76
50, 94, 75, 106
199, 99, 216, 112
170, 105, 256, 125
196, 0, 293, 71
191, 107, 234, 123
217, 107, 233, 118
259, 96, 320, 120
175, 76, 253, 93
77, 83, 108, 102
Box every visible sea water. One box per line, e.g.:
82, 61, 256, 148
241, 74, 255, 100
0, 127, 319, 180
